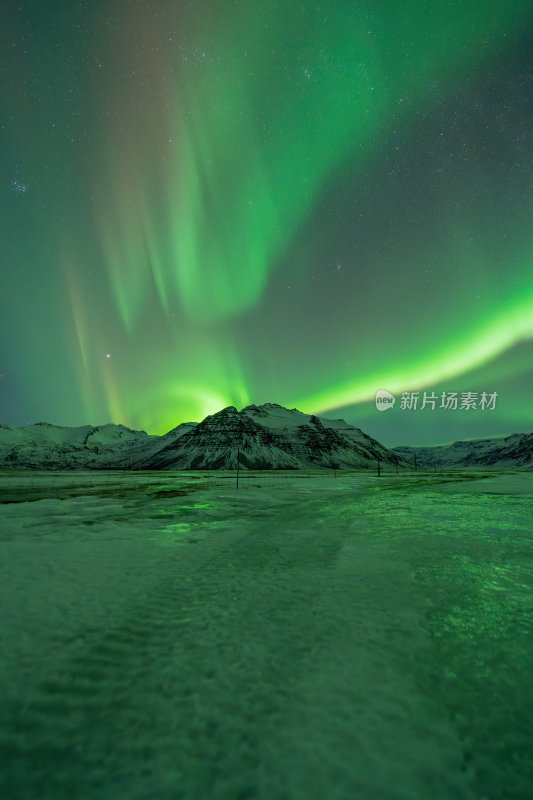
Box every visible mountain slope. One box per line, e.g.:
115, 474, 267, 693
0, 422, 155, 470
393, 433, 533, 469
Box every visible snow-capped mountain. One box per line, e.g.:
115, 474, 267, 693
0, 422, 155, 470
133, 403, 405, 470
393, 433, 533, 469
0, 404, 405, 471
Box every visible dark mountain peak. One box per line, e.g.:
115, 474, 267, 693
200, 406, 239, 424
242, 403, 265, 415
164, 421, 198, 436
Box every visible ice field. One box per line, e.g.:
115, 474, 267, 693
0, 469, 532, 799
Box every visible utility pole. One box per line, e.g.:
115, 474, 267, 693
414, 453, 417, 472
377, 457, 381, 477
236, 447, 240, 489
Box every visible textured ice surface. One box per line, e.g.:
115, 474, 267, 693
0, 470, 531, 799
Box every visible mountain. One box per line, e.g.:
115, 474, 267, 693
393, 433, 533, 470
132, 403, 405, 470
0, 422, 155, 470
0, 404, 405, 471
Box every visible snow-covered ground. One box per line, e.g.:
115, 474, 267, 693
0, 470, 531, 799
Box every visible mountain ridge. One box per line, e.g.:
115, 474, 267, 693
393, 433, 533, 469
1, 404, 530, 470
0, 403, 404, 471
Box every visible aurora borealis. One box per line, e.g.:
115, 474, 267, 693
1, 0, 532, 445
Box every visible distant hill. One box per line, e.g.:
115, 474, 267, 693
393, 433, 533, 469
0, 422, 154, 470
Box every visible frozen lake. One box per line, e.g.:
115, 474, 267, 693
0, 470, 532, 799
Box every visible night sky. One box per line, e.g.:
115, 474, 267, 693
1, 0, 532, 446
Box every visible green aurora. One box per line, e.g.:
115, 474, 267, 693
1, 0, 532, 444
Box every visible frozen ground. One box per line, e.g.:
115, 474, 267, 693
0, 470, 531, 800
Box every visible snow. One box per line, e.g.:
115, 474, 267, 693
243, 403, 360, 435
0, 423, 150, 451
0, 469, 531, 799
